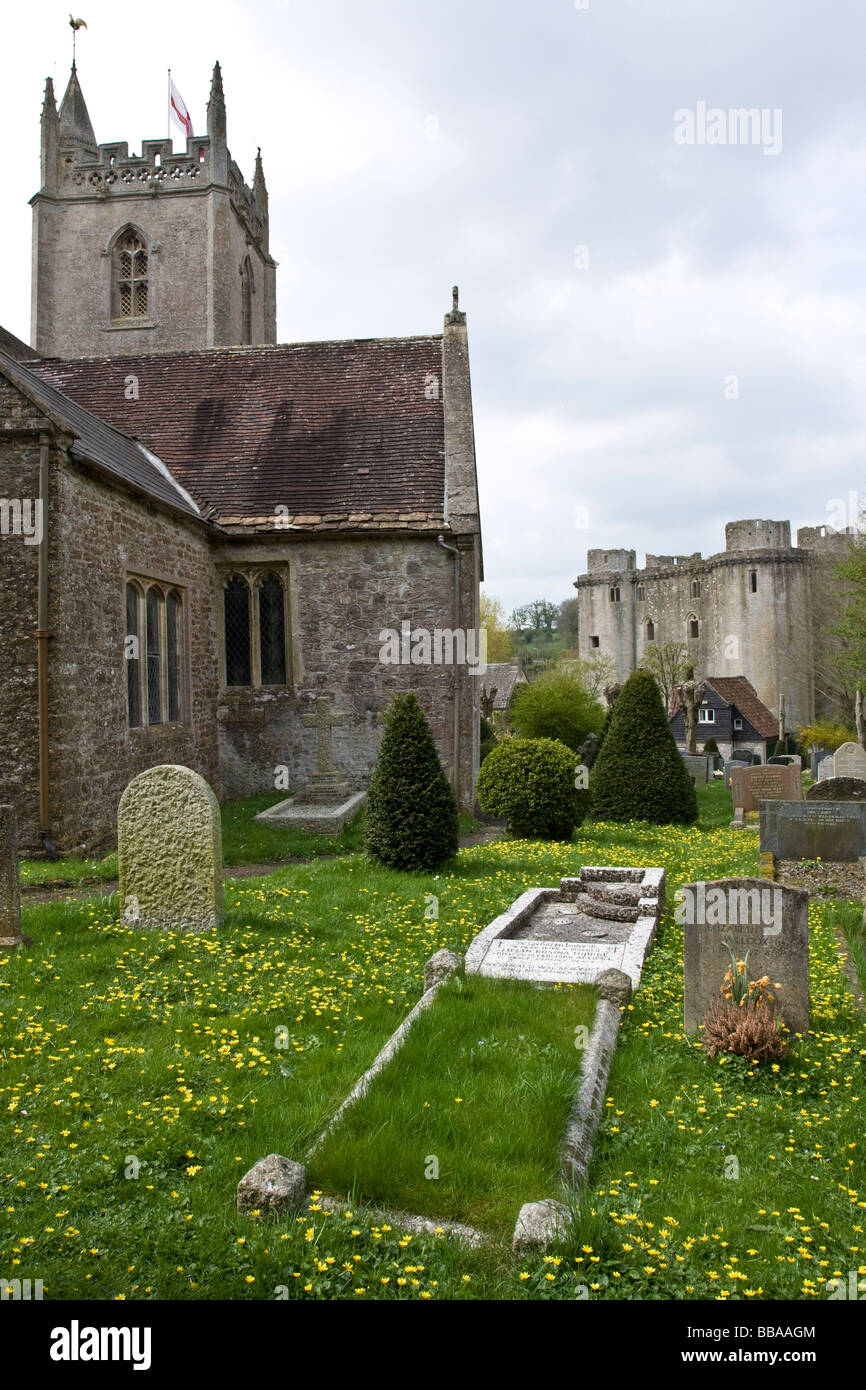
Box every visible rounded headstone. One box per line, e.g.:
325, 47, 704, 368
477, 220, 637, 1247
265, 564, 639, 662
118, 765, 223, 931
806, 777, 866, 802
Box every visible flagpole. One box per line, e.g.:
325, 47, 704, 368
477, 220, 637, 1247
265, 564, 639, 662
167, 68, 171, 144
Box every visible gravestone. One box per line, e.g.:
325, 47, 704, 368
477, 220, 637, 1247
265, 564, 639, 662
768, 755, 802, 769
810, 748, 830, 779
834, 742, 866, 781
816, 755, 834, 781
465, 867, 666, 989
730, 762, 802, 815
724, 750, 758, 788
681, 877, 809, 1034
682, 753, 711, 786
118, 765, 223, 931
0, 806, 29, 951
760, 799, 866, 863
255, 694, 366, 835
806, 777, 866, 803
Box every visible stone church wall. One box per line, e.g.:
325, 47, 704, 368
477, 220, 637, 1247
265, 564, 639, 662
47, 464, 220, 853
216, 532, 480, 811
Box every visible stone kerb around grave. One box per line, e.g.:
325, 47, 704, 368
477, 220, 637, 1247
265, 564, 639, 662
465, 867, 666, 989
117, 765, 223, 932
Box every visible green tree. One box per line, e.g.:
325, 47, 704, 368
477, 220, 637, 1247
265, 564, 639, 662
480, 593, 516, 663
590, 669, 698, 825
557, 597, 581, 649
365, 694, 458, 871
638, 640, 693, 713
829, 535, 866, 724
509, 668, 605, 753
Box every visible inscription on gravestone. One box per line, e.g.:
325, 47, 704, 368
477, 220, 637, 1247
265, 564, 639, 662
681, 877, 809, 1035
834, 741, 866, 781
759, 800, 866, 863
730, 763, 802, 815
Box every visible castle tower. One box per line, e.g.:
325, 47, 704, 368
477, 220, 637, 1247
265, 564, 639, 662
30, 61, 277, 358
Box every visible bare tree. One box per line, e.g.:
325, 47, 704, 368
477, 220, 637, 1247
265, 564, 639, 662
675, 677, 706, 754
640, 641, 692, 713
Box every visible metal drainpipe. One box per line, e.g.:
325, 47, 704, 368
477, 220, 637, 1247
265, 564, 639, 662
437, 534, 461, 807
37, 432, 56, 859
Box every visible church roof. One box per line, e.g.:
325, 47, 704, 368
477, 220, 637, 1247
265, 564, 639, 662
0, 325, 40, 361
32, 338, 447, 529
0, 347, 202, 522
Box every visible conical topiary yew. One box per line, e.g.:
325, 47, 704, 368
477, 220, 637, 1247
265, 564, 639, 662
590, 669, 698, 824
365, 693, 459, 872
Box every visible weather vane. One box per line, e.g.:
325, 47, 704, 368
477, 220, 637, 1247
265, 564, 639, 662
69, 14, 87, 65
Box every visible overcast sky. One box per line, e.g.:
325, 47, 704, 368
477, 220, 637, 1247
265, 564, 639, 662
4, 1, 866, 614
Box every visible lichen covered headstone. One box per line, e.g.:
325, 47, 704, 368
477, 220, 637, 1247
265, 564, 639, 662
118, 765, 222, 931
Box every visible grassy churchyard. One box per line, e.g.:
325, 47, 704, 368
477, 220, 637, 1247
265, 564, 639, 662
2, 781, 865, 1302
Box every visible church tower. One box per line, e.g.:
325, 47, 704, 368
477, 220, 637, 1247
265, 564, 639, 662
30, 61, 277, 358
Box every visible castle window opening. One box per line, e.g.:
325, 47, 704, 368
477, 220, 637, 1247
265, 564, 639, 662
750, 570, 758, 593
636, 583, 646, 601
688, 615, 699, 639
691, 578, 701, 598
609, 586, 621, 603
645, 618, 655, 641
590, 635, 600, 648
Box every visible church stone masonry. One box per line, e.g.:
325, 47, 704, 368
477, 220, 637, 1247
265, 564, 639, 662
0, 61, 482, 854
575, 519, 850, 729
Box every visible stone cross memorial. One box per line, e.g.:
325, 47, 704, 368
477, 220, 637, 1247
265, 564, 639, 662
0, 806, 29, 952
681, 877, 809, 1035
117, 765, 223, 932
255, 693, 366, 835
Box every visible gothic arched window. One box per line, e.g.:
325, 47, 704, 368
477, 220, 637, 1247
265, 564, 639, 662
257, 572, 286, 684
645, 618, 655, 642
224, 575, 252, 686
691, 578, 701, 599
166, 590, 182, 721
241, 256, 254, 344
112, 227, 149, 319
636, 583, 646, 601
126, 580, 142, 728
687, 613, 700, 640
146, 587, 163, 724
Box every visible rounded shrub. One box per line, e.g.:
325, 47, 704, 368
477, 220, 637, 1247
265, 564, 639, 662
590, 669, 698, 825
702, 736, 719, 755
476, 737, 589, 840
509, 668, 605, 753
365, 693, 459, 872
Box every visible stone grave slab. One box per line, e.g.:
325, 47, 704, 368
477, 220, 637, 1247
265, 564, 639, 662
759, 800, 866, 863
681, 877, 809, 1035
465, 866, 666, 988
118, 765, 223, 931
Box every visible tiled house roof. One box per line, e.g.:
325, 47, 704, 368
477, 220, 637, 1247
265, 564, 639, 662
703, 677, 779, 739
482, 662, 527, 711
33, 337, 446, 530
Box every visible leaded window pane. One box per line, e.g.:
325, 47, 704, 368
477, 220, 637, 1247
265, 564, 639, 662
224, 577, 251, 686
146, 588, 162, 723
167, 591, 180, 721
126, 582, 141, 728
258, 573, 286, 684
